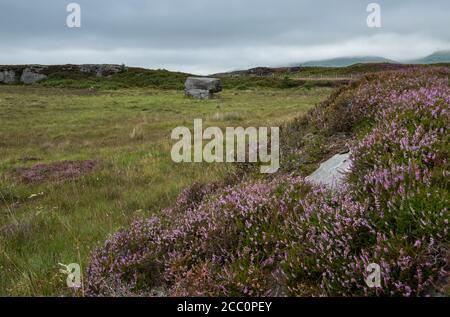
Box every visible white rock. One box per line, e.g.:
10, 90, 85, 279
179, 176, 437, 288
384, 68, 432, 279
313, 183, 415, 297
306, 152, 352, 189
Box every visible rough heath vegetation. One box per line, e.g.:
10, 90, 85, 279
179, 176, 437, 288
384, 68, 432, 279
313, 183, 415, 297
85, 67, 449, 297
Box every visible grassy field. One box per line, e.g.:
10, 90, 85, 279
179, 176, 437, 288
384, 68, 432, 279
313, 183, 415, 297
0, 85, 331, 296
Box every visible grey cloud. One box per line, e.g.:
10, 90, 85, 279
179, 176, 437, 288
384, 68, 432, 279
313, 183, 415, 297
0, 0, 449, 74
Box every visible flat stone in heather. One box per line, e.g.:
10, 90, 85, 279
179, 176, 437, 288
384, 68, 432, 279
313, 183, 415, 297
305, 152, 352, 189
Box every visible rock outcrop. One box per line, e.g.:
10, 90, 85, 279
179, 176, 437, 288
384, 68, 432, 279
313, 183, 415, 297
0, 64, 125, 85
185, 77, 222, 99
78, 64, 124, 77
0, 70, 16, 84
305, 152, 352, 189
20, 67, 47, 84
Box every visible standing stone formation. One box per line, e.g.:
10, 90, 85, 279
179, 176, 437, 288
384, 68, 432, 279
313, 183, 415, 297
185, 77, 222, 99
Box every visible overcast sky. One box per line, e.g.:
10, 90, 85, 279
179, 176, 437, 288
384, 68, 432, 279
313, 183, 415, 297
0, 0, 449, 74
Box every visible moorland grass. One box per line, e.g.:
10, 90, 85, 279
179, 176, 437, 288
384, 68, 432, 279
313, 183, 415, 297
0, 85, 331, 295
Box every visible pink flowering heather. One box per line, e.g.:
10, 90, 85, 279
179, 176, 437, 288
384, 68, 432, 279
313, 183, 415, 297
86, 67, 449, 297
346, 68, 449, 296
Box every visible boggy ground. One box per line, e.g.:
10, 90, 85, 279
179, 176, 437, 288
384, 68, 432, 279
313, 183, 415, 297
0, 85, 331, 295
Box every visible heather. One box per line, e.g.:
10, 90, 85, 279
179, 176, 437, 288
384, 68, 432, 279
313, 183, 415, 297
86, 67, 449, 296
11, 160, 99, 183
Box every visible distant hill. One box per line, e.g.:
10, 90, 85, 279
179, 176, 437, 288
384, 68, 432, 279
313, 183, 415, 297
409, 50, 450, 64
299, 56, 397, 67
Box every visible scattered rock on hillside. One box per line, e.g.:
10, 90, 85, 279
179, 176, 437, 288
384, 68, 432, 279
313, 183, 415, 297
78, 64, 124, 77
215, 66, 301, 77
306, 152, 352, 189
0, 64, 125, 85
185, 77, 222, 99
20, 67, 47, 84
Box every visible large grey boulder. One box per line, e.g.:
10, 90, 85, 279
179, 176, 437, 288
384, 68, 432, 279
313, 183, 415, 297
0, 70, 16, 84
185, 77, 222, 99
185, 89, 213, 99
20, 68, 47, 84
305, 152, 352, 189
